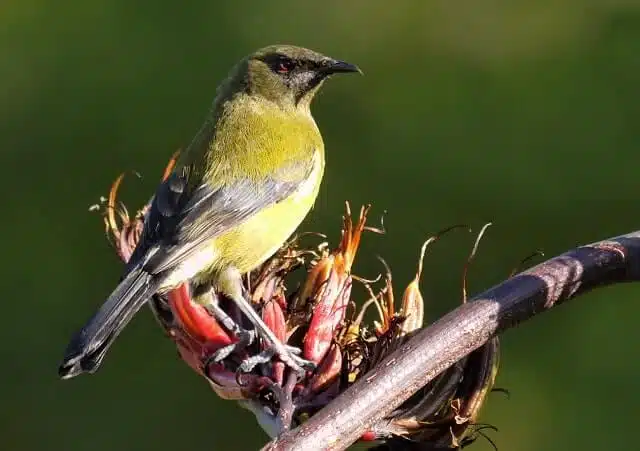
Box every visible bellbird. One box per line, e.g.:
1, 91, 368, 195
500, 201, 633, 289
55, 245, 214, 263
59, 45, 360, 379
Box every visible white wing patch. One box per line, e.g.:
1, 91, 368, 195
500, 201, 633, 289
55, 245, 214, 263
160, 247, 218, 290
292, 149, 323, 201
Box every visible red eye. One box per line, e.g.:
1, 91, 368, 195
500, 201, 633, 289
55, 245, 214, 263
274, 58, 295, 74
269, 56, 296, 75
277, 63, 290, 73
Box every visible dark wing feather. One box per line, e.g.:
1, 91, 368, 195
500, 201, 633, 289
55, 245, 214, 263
126, 156, 316, 277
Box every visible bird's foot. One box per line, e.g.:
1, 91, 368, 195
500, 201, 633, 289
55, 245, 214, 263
206, 327, 256, 364
201, 294, 259, 362
276, 345, 316, 376
245, 340, 316, 376
237, 344, 311, 374
204, 296, 247, 338
215, 267, 317, 376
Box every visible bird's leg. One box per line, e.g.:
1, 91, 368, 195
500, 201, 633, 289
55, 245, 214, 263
202, 288, 304, 368
201, 288, 256, 362
217, 267, 316, 375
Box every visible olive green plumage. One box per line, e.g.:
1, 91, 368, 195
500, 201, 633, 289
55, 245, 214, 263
59, 44, 360, 378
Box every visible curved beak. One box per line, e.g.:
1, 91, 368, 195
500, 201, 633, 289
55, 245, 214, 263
323, 59, 362, 75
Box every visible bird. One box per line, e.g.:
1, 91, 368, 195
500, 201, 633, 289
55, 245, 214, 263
59, 44, 361, 379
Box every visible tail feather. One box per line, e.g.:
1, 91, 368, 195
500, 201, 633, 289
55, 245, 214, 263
59, 268, 160, 379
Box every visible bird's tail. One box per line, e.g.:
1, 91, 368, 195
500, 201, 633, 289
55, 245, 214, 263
59, 268, 161, 379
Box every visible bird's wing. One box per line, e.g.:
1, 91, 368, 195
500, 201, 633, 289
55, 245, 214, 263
126, 153, 318, 276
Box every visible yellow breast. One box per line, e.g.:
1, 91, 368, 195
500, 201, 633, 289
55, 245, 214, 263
210, 148, 324, 274
161, 95, 326, 289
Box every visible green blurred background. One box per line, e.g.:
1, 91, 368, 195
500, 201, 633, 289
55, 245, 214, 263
3, 0, 640, 449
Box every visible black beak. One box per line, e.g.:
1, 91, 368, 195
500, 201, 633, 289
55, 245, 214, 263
322, 59, 362, 75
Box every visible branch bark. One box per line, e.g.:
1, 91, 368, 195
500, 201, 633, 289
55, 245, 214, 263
262, 231, 640, 451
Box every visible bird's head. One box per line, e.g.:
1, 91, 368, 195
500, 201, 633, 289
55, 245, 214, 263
224, 45, 361, 110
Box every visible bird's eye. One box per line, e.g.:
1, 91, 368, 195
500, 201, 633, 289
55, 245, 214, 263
274, 58, 296, 74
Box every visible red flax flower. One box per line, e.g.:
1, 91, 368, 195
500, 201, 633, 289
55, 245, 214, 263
298, 203, 366, 365
93, 156, 503, 449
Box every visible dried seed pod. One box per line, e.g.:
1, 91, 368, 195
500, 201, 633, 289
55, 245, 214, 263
399, 238, 434, 335
399, 226, 468, 336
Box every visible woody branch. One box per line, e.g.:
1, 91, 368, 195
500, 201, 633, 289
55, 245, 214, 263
262, 230, 640, 451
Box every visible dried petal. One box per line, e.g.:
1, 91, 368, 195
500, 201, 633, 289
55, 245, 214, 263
452, 338, 500, 430
171, 319, 263, 401
100, 152, 179, 263
167, 283, 233, 348
303, 272, 352, 363
302, 205, 369, 364
262, 299, 287, 385
170, 327, 206, 376
302, 343, 343, 397
205, 363, 259, 401
297, 254, 333, 309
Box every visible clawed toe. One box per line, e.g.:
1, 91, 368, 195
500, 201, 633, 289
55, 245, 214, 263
204, 328, 256, 367
288, 353, 316, 374
235, 344, 316, 376
238, 349, 276, 373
